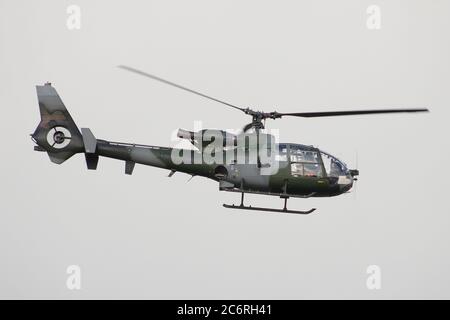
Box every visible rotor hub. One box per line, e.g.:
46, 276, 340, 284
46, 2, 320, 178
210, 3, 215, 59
53, 131, 66, 144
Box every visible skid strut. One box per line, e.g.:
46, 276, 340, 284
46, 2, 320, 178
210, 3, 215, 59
223, 191, 316, 215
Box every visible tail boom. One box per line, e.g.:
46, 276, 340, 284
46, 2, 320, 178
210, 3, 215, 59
32, 83, 214, 178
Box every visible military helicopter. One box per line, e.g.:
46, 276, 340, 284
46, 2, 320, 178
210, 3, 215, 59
31, 66, 428, 214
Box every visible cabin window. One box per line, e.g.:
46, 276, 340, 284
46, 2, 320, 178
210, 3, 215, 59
289, 145, 322, 177
291, 163, 303, 176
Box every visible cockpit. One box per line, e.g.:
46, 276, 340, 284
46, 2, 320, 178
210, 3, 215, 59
276, 143, 351, 179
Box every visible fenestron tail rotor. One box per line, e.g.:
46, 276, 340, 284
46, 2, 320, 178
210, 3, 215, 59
46, 126, 72, 149
118, 65, 429, 132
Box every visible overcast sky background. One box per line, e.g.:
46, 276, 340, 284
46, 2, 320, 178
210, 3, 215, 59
1, 0, 449, 299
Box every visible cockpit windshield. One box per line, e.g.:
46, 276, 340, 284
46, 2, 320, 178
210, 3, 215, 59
320, 150, 349, 177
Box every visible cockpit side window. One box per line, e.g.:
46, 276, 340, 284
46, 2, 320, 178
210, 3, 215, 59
289, 145, 323, 177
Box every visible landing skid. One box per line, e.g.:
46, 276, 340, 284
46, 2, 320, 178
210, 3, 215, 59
223, 203, 316, 215
223, 191, 316, 215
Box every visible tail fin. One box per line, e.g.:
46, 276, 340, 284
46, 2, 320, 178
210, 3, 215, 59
31, 83, 84, 164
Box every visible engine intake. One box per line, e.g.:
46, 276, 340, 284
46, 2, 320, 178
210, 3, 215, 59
177, 128, 236, 149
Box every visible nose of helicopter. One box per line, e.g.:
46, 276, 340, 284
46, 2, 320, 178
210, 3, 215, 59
341, 169, 359, 193
339, 178, 353, 193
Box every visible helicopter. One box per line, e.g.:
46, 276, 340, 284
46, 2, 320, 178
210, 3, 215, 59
31, 66, 429, 214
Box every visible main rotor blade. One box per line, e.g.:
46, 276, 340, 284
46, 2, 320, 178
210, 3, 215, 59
277, 108, 429, 118
118, 65, 246, 112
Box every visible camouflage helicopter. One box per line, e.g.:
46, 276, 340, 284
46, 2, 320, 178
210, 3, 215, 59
31, 66, 428, 214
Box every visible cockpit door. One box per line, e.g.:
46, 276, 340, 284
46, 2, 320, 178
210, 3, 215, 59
288, 145, 323, 178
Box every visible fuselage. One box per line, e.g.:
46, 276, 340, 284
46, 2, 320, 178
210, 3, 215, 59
31, 82, 355, 199
95, 139, 355, 198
